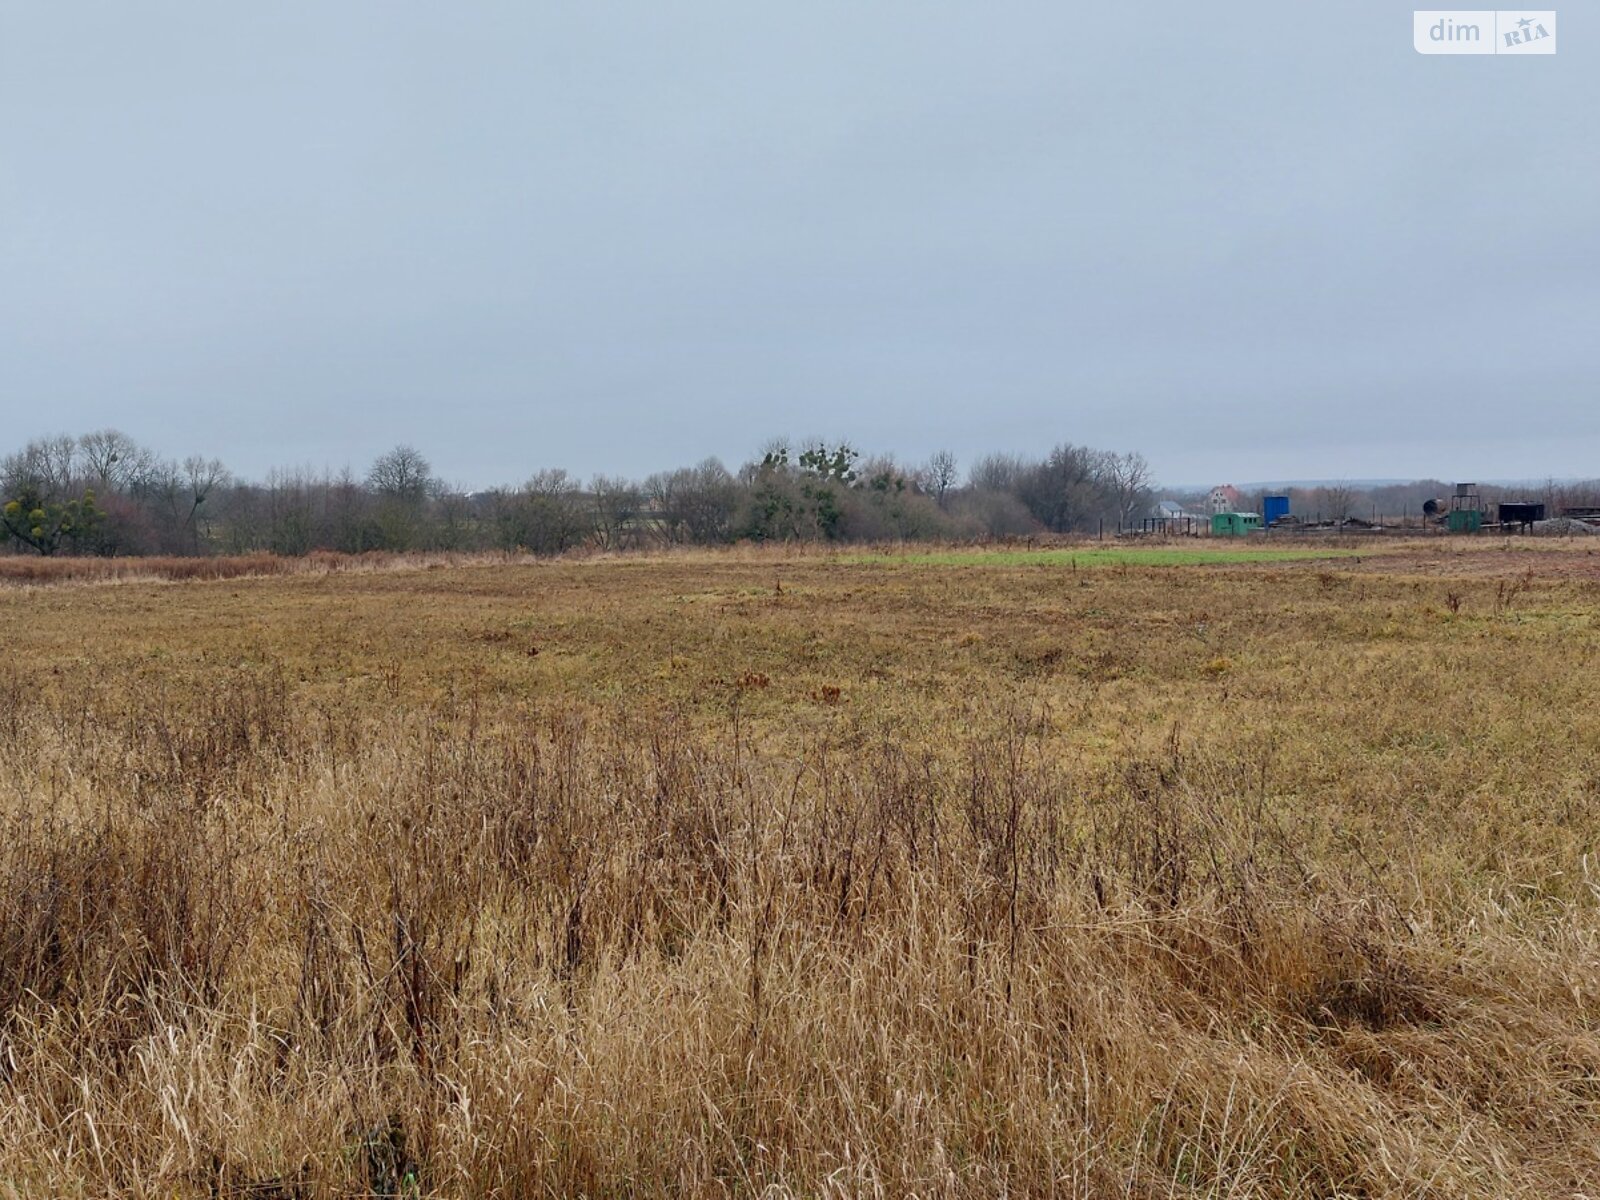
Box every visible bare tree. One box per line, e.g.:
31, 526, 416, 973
1324, 481, 1355, 523
968, 452, 1032, 494
2, 435, 79, 500
364, 446, 433, 549
367, 445, 432, 504
181, 456, 230, 551
924, 450, 958, 510
78, 429, 151, 492
329, 467, 377, 552
591, 475, 643, 549
1098, 450, 1155, 527
1018, 444, 1099, 533
646, 458, 737, 544
492, 469, 591, 555
265, 467, 317, 555
429, 483, 475, 551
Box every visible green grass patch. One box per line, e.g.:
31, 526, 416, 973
841, 545, 1373, 568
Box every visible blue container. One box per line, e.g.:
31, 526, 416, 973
1263, 494, 1290, 526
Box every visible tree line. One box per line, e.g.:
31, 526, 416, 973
0, 431, 1158, 557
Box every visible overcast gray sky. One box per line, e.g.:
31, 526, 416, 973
2, 2, 1595, 489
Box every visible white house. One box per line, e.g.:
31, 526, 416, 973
1208, 485, 1242, 515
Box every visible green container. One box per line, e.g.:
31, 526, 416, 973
1211, 512, 1262, 537
1446, 509, 1483, 534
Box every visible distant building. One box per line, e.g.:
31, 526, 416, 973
1158, 500, 1203, 520
1207, 485, 1241, 515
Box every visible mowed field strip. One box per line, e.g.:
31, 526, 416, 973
2, 540, 1599, 1196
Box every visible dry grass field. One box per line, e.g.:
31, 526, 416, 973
2, 540, 1599, 1197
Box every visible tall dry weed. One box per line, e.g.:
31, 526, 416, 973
2, 669, 1596, 1196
